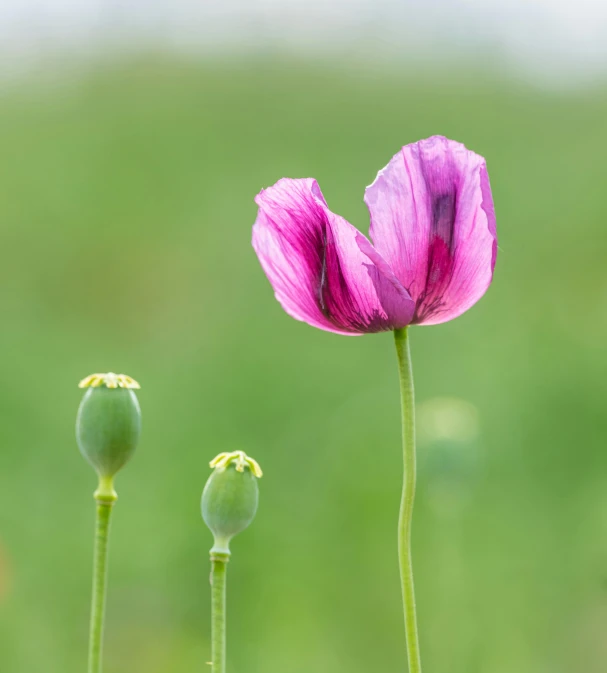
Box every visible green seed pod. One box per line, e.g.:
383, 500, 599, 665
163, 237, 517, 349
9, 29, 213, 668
202, 451, 262, 556
76, 373, 142, 485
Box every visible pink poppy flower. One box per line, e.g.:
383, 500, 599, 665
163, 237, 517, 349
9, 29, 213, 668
252, 136, 497, 334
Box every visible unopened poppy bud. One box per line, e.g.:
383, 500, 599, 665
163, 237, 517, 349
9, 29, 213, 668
76, 373, 142, 494
201, 451, 262, 556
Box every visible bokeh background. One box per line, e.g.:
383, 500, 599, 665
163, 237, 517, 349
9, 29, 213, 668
1, 2, 607, 672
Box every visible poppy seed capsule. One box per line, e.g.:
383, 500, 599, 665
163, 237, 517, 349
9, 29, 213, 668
76, 373, 142, 481
202, 451, 262, 556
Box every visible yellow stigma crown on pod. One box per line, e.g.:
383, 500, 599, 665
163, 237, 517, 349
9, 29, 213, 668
209, 450, 263, 478
78, 373, 141, 390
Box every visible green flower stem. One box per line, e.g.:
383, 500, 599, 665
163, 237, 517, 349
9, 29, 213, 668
210, 555, 229, 673
394, 327, 422, 673
88, 477, 117, 673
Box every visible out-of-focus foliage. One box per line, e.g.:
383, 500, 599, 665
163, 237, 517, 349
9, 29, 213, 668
0, 59, 606, 673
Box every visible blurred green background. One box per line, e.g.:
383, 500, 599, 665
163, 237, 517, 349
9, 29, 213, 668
0, 58, 606, 673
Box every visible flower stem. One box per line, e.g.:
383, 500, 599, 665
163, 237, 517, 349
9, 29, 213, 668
393, 327, 422, 673
210, 555, 229, 673
88, 477, 117, 673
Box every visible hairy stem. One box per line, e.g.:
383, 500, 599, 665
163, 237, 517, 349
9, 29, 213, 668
394, 327, 422, 673
211, 556, 228, 673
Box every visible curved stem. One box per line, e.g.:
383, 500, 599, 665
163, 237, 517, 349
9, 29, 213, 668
211, 556, 228, 673
394, 327, 422, 673
88, 498, 114, 673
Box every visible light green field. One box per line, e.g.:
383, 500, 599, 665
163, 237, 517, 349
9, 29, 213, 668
0, 58, 606, 673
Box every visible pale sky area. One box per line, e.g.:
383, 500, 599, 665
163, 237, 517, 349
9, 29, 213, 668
1, 0, 607, 86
